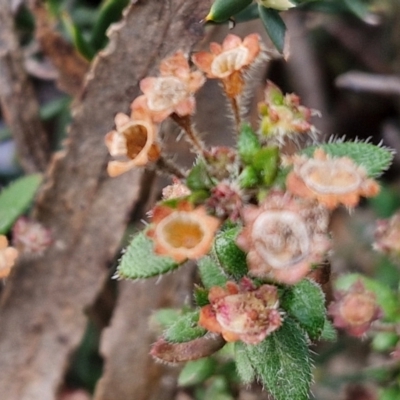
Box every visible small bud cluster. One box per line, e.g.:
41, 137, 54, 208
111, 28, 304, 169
105, 33, 388, 366
374, 211, 400, 259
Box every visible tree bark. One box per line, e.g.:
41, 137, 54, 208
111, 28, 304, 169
0, 1, 210, 399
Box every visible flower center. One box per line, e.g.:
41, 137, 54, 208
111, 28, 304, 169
147, 77, 188, 111
299, 159, 362, 194
123, 123, 149, 159
251, 211, 310, 269
211, 47, 249, 78
158, 212, 205, 250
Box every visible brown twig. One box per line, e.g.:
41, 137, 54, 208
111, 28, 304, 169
0, 0, 50, 172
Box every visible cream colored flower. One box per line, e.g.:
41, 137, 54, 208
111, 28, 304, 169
236, 192, 330, 284
192, 34, 261, 97
134, 51, 205, 122
0, 235, 18, 278
257, 0, 295, 11
147, 201, 220, 263
286, 149, 380, 209
105, 100, 160, 177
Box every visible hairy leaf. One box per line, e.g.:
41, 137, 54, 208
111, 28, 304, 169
238, 123, 261, 164
234, 341, 256, 384
281, 279, 326, 340
0, 174, 42, 234
198, 256, 228, 289
243, 318, 312, 400
164, 310, 207, 343
116, 231, 181, 279
178, 358, 217, 386
302, 141, 394, 177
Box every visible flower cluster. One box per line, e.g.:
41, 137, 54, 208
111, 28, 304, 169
106, 33, 389, 367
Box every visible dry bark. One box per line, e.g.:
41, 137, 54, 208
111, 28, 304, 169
0, 0, 50, 172
0, 1, 210, 399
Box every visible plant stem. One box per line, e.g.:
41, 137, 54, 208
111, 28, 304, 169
155, 156, 187, 179
230, 96, 241, 134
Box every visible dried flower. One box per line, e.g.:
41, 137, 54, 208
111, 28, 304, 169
328, 280, 382, 337
286, 149, 380, 209
147, 202, 220, 263
12, 217, 52, 255
105, 102, 160, 177
199, 279, 282, 344
192, 34, 261, 98
133, 51, 205, 122
258, 81, 314, 143
236, 191, 330, 284
374, 212, 400, 258
0, 235, 18, 278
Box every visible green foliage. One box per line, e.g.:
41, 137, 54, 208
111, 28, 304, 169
213, 226, 248, 279
0, 174, 42, 234
198, 256, 228, 289
234, 341, 256, 384
251, 146, 280, 185
371, 332, 399, 352
186, 161, 214, 191
238, 166, 259, 188
334, 273, 400, 322
206, 0, 253, 23
238, 124, 261, 164
302, 141, 394, 178
319, 318, 337, 342
164, 310, 207, 343
116, 231, 181, 279
178, 358, 217, 386
242, 318, 312, 400
151, 308, 181, 329
258, 5, 287, 54
281, 279, 326, 341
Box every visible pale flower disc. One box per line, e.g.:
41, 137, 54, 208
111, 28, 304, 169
147, 77, 188, 112
211, 47, 249, 78
251, 211, 310, 269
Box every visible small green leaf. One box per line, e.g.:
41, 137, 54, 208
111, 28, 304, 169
238, 166, 260, 188
90, 0, 129, 51
238, 123, 261, 164
194, 286, 210, 307
206, 0, 253, 23
151, 308, 181, 329
302, 141, 394, 178
0, 174, 42, 234
334, 273, 400, 322
116, 231, 181, 279
203, 376, 235, 400
371, 331, 399, 352
178, 358, 217, 386
198, 256, 228, 289
164, 310, 207, 343
243, 318, 312, 400
251, 146, 280, 185
234, 341, 256, 384
258, 5, 287, 54
320, 318, 337, 342
213, 226, 248, 279
342, 0, 369, 19
234, 3, 260, 22
186, 161, 214, 191
281, 279, 326, 340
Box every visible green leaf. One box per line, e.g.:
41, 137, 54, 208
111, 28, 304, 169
238, 166, 259, 188
334, 273, 400, 322
164, 310, 207, 343
320, 318, 337, 342
61, 12, 96, 60
234, 341, 256, 384
258, 5, 286, 54
194, 286, 210, 307
342, 0, 369, 19
234, 3, 260, 22
206, 0, 253, 23
203, 376, 235, 400
151, 308, 181, 329
186, 161, 214, 191
116, 231, 181, 279
178, 358, 217, 386
243, 318, 312, 400
371, 331, 399, 352
251, 146, 280, 185
238, 123, 261, 164
213, 226, 248, 279
281, 279, 326, 340
0, 174, 42, 234
198, 256, 228, 289
302, 141, 394, 178
90, 0, 129, 51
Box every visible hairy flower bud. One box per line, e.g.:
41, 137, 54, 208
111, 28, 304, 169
328, 280, 382, 337
236, 191, 331, 284
374, 212, 400, 259
199, 279, 282, 344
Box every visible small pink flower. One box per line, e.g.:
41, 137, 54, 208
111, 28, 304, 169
147, 201, 220, 263
328, 280, 382, 337
259, 81, 314, 142
0, 235, 18, 278
133, 51, 205, 122
286, 149, 380, 209
199, 279, 282, 344
374, 212, 400, 258
12, 217, 52, 255
192, 34, 261, 97
236, 191, 331, 284
105, 101, 160, 177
